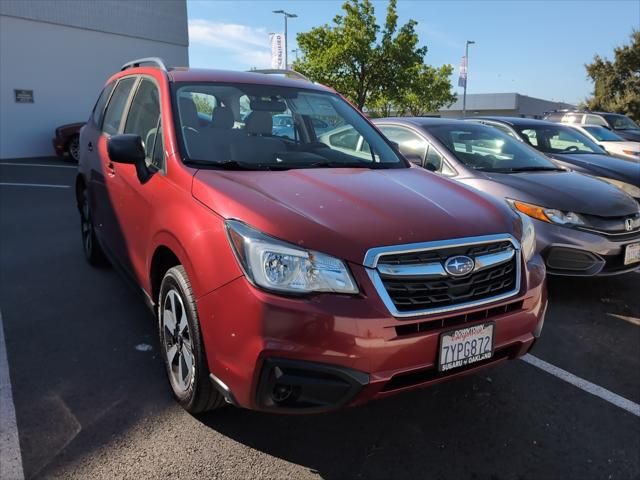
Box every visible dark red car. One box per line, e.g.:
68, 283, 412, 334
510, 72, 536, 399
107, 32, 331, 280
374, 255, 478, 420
76, 58, 547, 414
53, 122, 84, 161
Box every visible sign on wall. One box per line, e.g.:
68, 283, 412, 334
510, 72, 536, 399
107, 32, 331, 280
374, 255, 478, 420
14, 89, 34, 103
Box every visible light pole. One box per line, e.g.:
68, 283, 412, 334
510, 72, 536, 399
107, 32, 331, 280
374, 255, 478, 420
462, 40, 475, 118
273, 10, 297, 69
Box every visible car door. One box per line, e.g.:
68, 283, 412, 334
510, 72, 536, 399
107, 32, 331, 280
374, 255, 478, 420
107, 76, 164, 283
90, 77, 137, 260
82, 81, 114, 239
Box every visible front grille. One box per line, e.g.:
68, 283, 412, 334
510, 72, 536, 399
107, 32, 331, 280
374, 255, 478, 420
367, 236, 521, 317
379, 241, 512, 265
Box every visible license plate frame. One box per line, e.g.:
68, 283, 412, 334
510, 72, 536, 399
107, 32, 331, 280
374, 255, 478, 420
438, 322, 495, 372
624, 242, 640, 266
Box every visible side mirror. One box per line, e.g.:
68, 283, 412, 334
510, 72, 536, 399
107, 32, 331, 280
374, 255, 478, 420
108, 134, 145, 164
404, 153, 424, 166
107, 134, 156, 184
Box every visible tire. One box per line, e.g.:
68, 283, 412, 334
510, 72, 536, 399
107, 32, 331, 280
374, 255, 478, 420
158, 266, 225, 414
67, 135, 80, 162
79, 187, 108, 267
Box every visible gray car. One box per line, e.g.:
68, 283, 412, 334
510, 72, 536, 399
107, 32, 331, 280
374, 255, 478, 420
466, 117, 640, 201
367, 118, 640, 276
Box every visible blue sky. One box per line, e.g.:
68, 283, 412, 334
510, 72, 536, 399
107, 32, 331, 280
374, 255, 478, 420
187, 0, 639, 105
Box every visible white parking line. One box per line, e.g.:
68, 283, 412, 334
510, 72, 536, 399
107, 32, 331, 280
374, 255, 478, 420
0, 162, 76, 169
0, 310, 25, 480
522, 354, 640, 417
0, 182, 70, 189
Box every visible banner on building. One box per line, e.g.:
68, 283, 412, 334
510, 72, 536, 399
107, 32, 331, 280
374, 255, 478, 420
458, 56, 467, 88
270, 33, 285, 70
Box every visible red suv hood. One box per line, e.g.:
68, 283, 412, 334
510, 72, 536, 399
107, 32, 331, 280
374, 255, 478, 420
192, 168, 518, 265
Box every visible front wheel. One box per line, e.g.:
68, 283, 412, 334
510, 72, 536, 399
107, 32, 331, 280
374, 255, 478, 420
67, 135, 80, 162
79, 187, 108, 267
158, 266, 225, 414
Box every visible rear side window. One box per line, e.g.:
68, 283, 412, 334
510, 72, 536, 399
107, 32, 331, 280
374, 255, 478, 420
562, 113, 583, 124
102, 77, 136, 135
124, 79, 161, 159
585, 114, 608, 127
92, 82, 115, 127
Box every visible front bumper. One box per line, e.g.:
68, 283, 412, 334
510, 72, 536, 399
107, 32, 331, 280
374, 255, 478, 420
197, 254, 547, 413
52, 137, 66, 156
534, 220, 640, 276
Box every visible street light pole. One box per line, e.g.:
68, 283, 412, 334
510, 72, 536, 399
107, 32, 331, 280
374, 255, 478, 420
462, 40, 475, 118
273, 10, 298, 69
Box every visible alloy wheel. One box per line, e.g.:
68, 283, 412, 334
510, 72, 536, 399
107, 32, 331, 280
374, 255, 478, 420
162, 289, 195, 394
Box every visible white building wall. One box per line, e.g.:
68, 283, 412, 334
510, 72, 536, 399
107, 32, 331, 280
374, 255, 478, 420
0, 2, 188, 159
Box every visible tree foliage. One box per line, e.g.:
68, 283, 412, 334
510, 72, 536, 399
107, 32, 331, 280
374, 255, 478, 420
585, 30, 640, 121
294, 0, 455, 113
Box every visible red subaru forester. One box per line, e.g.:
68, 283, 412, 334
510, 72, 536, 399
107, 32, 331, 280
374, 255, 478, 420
76, 58, 547, 414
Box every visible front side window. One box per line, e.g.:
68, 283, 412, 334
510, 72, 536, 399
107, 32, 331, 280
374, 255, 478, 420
488, 123, 518, 139
124, 79, 161, 160
515, 125, 606, 154
378, 126, 428, 166
427, 124, 560, 173
173, 83, 403, 170
102, 77, 136, 135
562, 113, 583, 124
92, 82, 115, 127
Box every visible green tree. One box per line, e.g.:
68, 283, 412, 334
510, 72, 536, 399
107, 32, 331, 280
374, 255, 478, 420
396, 64, 457, 116
585, 30, 640, 121
294, 0, 452, 113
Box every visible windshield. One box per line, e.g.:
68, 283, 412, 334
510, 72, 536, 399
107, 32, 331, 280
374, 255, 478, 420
604, 114, 639, 131
514, 125, 607, 155
583, 125, 624, 142
426, 123, 559, 173
173, 83, 403, 170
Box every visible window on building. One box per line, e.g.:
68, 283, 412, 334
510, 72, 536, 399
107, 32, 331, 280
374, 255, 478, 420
102, 77, 136, 135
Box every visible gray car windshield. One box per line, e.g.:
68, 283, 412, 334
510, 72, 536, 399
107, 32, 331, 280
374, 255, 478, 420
583, 126, 624, 142
604, 114, 639, 131
173, 83, 403, 170
515, 125, 607, 155
427, 124, 561, 173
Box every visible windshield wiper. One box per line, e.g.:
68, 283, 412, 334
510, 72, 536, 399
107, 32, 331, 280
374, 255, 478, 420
184, 159, 273, 171
490, 166, 565, 173
305, 160, 389, 169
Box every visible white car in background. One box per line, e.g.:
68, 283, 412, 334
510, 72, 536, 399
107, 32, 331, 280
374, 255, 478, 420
566, 124, 640, 162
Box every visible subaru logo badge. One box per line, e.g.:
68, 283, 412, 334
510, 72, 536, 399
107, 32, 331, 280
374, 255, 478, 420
625, 218, 634, 231
444, 255, 475, 276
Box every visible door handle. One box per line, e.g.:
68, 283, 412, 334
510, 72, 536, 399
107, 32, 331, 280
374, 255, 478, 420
87, 142, 93, 152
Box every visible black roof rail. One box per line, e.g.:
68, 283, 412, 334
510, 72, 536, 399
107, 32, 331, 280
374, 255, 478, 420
248, 69, 312, 82
121, 57, 168, 72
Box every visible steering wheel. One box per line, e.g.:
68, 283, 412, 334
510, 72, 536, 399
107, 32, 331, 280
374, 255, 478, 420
563, 145, 579, 152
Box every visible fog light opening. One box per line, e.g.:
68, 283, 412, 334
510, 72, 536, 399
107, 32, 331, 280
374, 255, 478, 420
272, 384, 294, 403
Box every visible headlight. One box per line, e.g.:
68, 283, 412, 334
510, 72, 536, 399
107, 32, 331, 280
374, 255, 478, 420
225, 220, 358, 294
596, 177, 640, 198
518, 213, 536, 261
508, 199, 585, 226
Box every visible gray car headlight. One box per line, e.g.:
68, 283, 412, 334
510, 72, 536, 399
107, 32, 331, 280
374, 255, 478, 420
225, 220, 358, 294
508, 199, 586, 227
597, 177, 640, 198
518, 213, 536, 261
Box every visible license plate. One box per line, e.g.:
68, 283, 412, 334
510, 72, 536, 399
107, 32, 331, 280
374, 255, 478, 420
439, 323, 494, 372
624, 242, 640, 265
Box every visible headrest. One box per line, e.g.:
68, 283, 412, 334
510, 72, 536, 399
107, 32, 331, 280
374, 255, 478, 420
211, 106, 234, 129
179, 96, 199, 126
245, 111, 273, 135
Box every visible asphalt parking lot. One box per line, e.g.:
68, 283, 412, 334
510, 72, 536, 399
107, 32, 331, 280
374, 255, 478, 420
0, 158, 639, 480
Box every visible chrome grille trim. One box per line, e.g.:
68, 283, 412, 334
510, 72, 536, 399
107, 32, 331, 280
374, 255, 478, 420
365, 234, 522, 318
